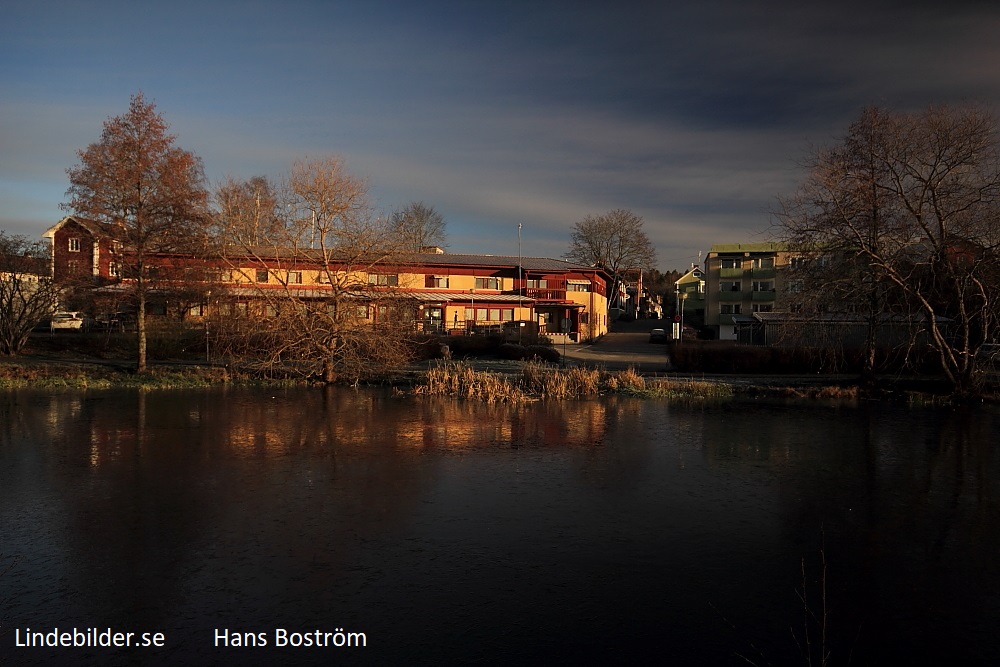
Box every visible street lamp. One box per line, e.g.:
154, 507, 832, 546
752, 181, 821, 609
680, 292, 687, 343
204, 289, 212, 364
469, 287, 475, 333
673, 287, 681, 341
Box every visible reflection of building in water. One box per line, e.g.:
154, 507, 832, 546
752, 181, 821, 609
40, 388, 617, 468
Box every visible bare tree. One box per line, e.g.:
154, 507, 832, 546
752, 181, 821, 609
775, 105, 1000, 395
211, 158, 417, 383
63, 92, 210, 371
563, 209, 657, 307
391, 201, 447, 251
212, 175, 283, 246
0, 233, 61, 355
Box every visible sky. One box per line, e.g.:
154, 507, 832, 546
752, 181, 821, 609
3, 0, 1000, 270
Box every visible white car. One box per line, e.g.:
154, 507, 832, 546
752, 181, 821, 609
50, 311, 87, 331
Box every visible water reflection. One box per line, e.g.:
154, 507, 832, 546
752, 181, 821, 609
2, 390, 1000, 665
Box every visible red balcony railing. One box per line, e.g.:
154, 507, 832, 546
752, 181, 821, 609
523, 288, 567, 300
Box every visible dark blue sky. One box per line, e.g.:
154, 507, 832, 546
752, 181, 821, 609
4, 0, 1000, 267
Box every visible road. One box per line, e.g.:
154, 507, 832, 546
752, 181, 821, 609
562, 318, 672, 372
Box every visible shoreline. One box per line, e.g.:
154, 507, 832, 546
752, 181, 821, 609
0, 353, 962, 404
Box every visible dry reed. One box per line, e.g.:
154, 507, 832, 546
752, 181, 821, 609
416, 361, 734, 401
416, 362, 529, 403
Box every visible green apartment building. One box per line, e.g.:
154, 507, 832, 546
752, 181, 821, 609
703, 243, 795, 340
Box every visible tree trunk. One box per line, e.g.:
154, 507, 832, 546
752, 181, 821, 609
322, 356, 336, 384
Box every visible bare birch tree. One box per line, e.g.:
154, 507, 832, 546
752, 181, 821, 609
211, 157, 417, 382
0, 233, 61, 355
775, 105, 1000, 395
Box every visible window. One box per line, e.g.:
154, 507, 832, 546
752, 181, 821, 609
109, 262, 119, 278
567, 282, 591, 292
790, 256, 808, 269
527, 279, 547, 289
720, 304, 742, 315
464, 307, 490, 321
752, 304, 773, 313
752, 257, 775, 269
368, 273, 399, 286
752, 281, 773, 292
786, 280, 803, 294
475, 277, 499, 290
287, 271, 303, 285
721, 258, 741, 269
425, 276, 449, 288
720, 281, 741, 292
68, 237, 81, 252
256, 269, 269, 283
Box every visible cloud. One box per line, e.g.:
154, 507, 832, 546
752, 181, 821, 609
5, 0, 1000, 267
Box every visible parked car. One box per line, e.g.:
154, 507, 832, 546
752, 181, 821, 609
649, 328, 667, 343
50, 311, 87, 332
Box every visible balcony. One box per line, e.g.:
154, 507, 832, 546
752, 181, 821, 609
750, 268, 776, 279
523, 288, 567, 300
719, 267, 745, 279
751, 290, 776, 302
718, 290, 746, 302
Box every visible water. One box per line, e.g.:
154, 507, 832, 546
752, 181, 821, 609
2, 388, 999, 665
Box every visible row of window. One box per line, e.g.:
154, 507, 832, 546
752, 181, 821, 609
192, 303, 524, 323
245, 272, 587, 292
719, 281, 775, 292
720, 304, 774, 314
720, 257, 776, 270
718, 256, 818, 271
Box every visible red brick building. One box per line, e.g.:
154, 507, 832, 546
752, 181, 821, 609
42, 216, 120, 284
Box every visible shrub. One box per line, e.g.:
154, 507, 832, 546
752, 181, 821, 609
525, 345, 560, 363
498, 343, 528, 360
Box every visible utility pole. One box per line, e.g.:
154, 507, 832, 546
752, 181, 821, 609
518, 223, 522, 343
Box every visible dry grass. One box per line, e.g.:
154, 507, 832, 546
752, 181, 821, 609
603, 366, 646, 393
415, 361, 735, 401
415, 361, 529, 403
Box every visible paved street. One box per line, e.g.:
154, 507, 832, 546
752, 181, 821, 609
562, 318, 672, 372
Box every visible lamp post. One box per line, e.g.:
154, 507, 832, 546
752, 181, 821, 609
204, 289, 211, 364
673, 288, 681, 341
680, 292, 687, 343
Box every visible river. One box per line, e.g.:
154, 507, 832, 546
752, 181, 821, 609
2, 388, 999, 665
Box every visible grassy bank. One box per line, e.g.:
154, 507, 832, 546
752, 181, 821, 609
0, 361, 233, 389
